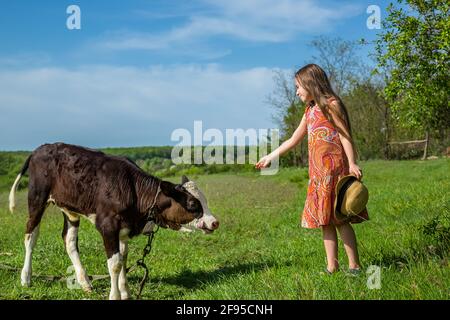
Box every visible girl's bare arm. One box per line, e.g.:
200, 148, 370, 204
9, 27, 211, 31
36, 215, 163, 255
272, 113, 307, 158
256, 113, 307, 168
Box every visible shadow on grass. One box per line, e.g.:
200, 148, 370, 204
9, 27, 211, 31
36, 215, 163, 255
366, 250, 411, 270
366, 214, 449, 270
366, 245, 448, 271
128, 261, 279, 290
0, 260, 284, 299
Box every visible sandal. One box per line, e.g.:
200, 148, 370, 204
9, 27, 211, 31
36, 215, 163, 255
348, 268, 362, 276
321, 267, 338, 275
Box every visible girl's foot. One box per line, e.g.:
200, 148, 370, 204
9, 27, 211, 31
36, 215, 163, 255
321, 267, 339, 275
327, 264, 339, 273
347, 268, 362, 276
320, 268, 332, 276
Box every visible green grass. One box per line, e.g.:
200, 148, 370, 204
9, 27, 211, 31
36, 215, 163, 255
0, 158, 449, 300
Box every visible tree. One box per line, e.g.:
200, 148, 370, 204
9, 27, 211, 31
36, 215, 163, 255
344, 80, 391, 159
309, 36, 364, 95
374, 0, 450, 134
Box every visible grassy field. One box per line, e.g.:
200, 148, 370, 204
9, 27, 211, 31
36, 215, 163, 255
0, 158, 448, 300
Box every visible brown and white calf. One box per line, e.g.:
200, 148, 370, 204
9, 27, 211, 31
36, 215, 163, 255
8, 143, 214, 300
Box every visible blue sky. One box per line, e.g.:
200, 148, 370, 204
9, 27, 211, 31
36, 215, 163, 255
0, 0, 392, 150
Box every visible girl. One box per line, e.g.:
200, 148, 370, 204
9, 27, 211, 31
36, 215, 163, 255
256, 64, 369, 274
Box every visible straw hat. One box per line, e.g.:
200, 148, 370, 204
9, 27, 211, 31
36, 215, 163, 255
334, 175, 369, 221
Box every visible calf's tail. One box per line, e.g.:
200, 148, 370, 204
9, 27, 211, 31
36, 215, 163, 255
9, 155, 31, 213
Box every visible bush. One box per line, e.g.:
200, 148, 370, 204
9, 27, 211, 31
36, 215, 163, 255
418, 212, 450, 258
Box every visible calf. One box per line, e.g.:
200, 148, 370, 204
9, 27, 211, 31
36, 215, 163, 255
8, 143, 205, 300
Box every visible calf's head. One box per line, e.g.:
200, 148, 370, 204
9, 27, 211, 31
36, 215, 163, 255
180, 175, 220, 234
156, 178, 203, 230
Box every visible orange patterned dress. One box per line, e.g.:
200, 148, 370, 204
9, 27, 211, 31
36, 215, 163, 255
301, 101, 369, 229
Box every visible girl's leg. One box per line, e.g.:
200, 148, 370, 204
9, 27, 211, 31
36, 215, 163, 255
322, 224, 339, 272
336, 223, 361, 269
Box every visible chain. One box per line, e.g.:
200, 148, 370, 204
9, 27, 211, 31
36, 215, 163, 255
133, 224, 159, 300
129, 182, 162, 299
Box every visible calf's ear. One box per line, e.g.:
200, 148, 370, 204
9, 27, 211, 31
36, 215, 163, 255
181, 175, 190, 184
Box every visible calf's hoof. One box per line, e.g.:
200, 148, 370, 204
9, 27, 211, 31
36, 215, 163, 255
21, 271, 31, 287
21, 279, 31, 287
81, 282, 93, 293
120, 292, 132, 300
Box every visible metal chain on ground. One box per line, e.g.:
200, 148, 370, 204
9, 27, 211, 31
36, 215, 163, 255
133, 224, 159, 300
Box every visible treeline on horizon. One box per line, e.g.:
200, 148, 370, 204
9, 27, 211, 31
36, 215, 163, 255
0, 145, 268, 193
0, 140, 448, 194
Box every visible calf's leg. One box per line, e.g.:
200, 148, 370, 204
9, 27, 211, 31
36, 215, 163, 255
106, 244, 123, 300
21, 187, 48, 287
22, 225, 40, 287
119, 231, 131, 299
61, 213, 92, 292
98, 219, 123, 300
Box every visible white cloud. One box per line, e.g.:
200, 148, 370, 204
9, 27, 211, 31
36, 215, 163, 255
0, 64, 282, 150
99, 0, 362, 52
206, 0, 361, 32
0, 52, 52, 67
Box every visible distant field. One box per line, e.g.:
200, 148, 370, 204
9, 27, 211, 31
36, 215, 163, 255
0, 158, 448, 299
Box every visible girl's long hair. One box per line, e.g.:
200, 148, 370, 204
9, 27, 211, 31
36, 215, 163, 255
295, 64, 358, 158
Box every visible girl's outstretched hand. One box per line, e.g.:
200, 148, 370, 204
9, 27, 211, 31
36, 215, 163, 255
349, 163, 363, 180
255, 155, 271, 169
